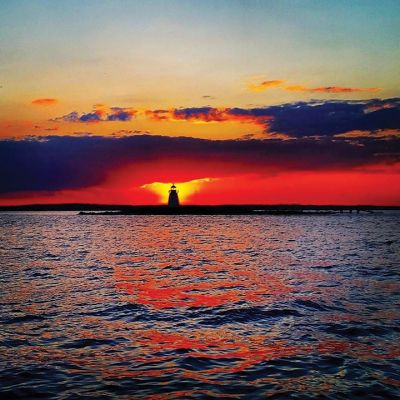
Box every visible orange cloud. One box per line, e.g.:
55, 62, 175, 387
93, 104, 107, 119
335, 129, 400, 139
248, 80, 285, 92
31, 98, 58, 106
365, 100, 397, 112
144, 109, 171, 121
145, 107, 272, 126
248, 79, 381, 94
285, 85, 381, 93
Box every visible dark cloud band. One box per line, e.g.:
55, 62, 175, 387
0, 134, 398, 195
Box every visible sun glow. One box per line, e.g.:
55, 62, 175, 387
141, 178, 218, 204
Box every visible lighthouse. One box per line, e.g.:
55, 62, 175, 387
168, 184, 180, 207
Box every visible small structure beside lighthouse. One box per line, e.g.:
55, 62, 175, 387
168, 184, 180, 208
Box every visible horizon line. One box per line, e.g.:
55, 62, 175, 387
1, 203, 399, 209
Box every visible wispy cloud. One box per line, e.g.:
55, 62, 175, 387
285, 85, 381, 93
247, 79, 381, 94
247, 80, 285, 92
31, 98, 58, 106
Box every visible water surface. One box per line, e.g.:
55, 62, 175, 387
1, 212, 399, 399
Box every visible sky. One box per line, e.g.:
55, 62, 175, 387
0, 0, 399, 205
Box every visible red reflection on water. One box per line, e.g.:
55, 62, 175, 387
2, 214, 400, 397
113, 257, 294, 309
131, 327, 313, 378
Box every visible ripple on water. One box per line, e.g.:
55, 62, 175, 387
0, 212, 400, 399
201, 306, 303, 326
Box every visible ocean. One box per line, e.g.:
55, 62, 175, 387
1, 212, 399, 399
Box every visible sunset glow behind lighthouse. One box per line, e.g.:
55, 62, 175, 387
141, 178, 218, 204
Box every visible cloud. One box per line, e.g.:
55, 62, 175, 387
285, 85, 381, 93
263, 99, 400, 137
52, 105, 137, 123
146, 107, 272, 126
144, 99, 400, 138
144, 109, 171, 121
52, 111, 101, 123
247, 79, 381, 94
49, 98, 399, 139
173, 107, 233, 122
0, 134, 398, 195
107, 107, 137, 121
31, 98, 58, 106
248, 80, 285, 92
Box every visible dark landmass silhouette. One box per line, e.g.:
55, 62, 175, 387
0, 204, 399, 215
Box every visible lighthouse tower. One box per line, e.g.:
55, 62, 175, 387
168, 184, 180, 207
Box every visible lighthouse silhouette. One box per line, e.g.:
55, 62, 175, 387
168, 184, 180, 207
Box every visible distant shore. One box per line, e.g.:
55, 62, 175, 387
0, 204, 399, 215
